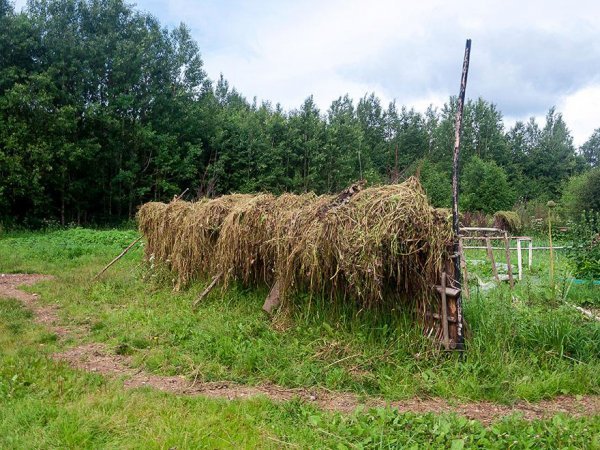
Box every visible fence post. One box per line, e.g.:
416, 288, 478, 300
451, 39, 472, 351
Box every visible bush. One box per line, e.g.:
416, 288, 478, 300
460, 211, 490, 228
567, 211, 600, 280
461, 157, 515, 214
418, 159, 451, 208
561, 168, 600, 219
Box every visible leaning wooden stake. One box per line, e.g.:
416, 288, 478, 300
193, 272, 223, 307
92, 236, 142, 281
451, 38, 472, 351
262, 280, 281, 315
440, 272, 450, 350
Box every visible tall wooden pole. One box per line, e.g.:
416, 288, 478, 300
452, 39, 471, 350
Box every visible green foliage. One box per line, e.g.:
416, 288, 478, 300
561, 168, 600, 219
418, 158, 452, 207
462, 156, 515, 213
292, 407, 600, 449
581, 127, 600, 167
567, 211, 600, 280
0, 0, 588, 227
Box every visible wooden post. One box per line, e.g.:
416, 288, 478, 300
486, 237, 500, 282
503, 232, 514, 288
458, 237, 470, 299
451, 39, 472, 351
441, 272, 450, 350
517, 239, 523, 280
528, 240, 533, 270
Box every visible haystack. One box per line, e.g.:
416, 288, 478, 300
137, 177, 453, 313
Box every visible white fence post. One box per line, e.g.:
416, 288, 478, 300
517, 239, 523, 280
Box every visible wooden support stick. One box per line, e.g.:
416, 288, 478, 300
441, 272, 450, 350
486, 237, 500, 282
503, 232, 514, 288
193, 272, 223, 307
458, 238, 470, 299
262, 280, 281, 315
173, 187, 189, 201
92, 236, 142, 281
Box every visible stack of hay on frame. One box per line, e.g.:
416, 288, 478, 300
137, 177, 453, 314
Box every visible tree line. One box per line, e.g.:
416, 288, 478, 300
1, 0, 599, 226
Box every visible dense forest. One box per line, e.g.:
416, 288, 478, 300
1, 0, 599, 226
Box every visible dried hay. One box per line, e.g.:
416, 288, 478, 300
137, 177, 453, 313
168, 194, 254, 287
493, 210, 521, 233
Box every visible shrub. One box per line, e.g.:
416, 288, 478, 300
567, 211, 600, 280
561, 168, 600, 219
461, 157, 515, 214
418, 158, 451, 208
460, 211, 490, 228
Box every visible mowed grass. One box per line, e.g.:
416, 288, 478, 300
0, 228, 599, 447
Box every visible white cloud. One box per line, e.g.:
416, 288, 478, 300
13, 0, 26, 10
559, 83, 600, 146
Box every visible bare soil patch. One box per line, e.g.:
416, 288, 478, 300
2, 273, 599, 424
52, 342, 599, 424
0, 273, 70, 336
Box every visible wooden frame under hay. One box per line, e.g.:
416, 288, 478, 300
137, 177, 457, 341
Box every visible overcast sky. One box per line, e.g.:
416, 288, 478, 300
13, 0, 600, 145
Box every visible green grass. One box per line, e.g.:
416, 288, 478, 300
0, 228, 599, 447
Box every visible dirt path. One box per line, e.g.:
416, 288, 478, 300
2, 273, 599, 425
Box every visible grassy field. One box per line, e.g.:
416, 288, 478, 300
0, 228, 599, 448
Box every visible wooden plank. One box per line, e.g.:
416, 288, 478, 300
463, 245, 567, 250
460, 236, 506, 241
428, 312, 458, 323
461, 227, 503, 233
458, 237, 470, 299
486, 237, 500, 282
435, 285, 461, 297
440, 272, 450, 350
